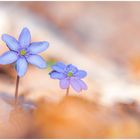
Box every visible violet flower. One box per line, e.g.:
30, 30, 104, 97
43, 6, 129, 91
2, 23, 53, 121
0, 27, 49, 77
0, 27, 49, 105
49, 62, 87, 94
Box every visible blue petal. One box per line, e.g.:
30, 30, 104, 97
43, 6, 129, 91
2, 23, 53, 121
16, 57, 28, 77
51, 62, 66, 73
0, 51, 18, 64
56, 62, 66, 69
27, 54, 47, 68
77, 79, 87, 90
28, 41, 49, 54
59, 78, 70, 89
2, 34, 19, 51
75, 70, 87, 78
50, 71, 66, 79
19, 27, 31, 48
66, 64, 78, 74
70, 78, 81, 92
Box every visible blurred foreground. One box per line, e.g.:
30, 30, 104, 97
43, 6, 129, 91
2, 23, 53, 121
0, 95, 140, 138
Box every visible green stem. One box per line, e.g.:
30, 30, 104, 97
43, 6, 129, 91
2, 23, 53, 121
15, 75, 20, 106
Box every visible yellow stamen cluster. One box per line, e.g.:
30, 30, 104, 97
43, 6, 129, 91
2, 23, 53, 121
68, 72, 73, 77
20, 49, 26, 56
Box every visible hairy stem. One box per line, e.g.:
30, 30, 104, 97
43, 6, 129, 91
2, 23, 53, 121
66, 87, 70, 96
15, 75, 20, 106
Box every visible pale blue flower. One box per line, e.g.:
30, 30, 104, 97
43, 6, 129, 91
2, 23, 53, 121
49, 62, 87, 92
0, 27, 49, 77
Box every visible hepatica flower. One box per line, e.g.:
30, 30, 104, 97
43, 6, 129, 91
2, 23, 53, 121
0, 27, 49, 77
0, 27, 49, 105
49, 62, 87, 94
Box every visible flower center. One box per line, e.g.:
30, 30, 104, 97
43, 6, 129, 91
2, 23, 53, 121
68, 72, 73, 77
20, 49, 26, 56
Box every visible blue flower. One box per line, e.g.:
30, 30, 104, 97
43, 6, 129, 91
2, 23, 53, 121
49, 62, 87, 92
0, 27, 49, 77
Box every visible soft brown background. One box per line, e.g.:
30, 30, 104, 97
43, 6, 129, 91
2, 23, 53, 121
0, 2, 139, 138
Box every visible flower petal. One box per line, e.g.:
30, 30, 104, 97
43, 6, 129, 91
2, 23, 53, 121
28, 41, 49, 54
49, 71, 66, 79
27, 54, 47, 68
0, 51, 18, 64
77, 79, 87, 90
75, 70, 87, 78
2, 34, 19, 51
16, 57, 28, 77
19, 27, 31, 48
59, 78, 70, 89
56, 62, 66, 69
66, 64, 78, 74
70, 78, 81, 92
51, 62, 66, 73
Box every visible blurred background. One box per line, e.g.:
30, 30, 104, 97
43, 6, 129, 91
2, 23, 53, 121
0, 1, 140, 139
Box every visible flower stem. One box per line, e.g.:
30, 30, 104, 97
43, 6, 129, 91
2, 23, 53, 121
15, 75, 20, 106
66, 87, 70, 96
